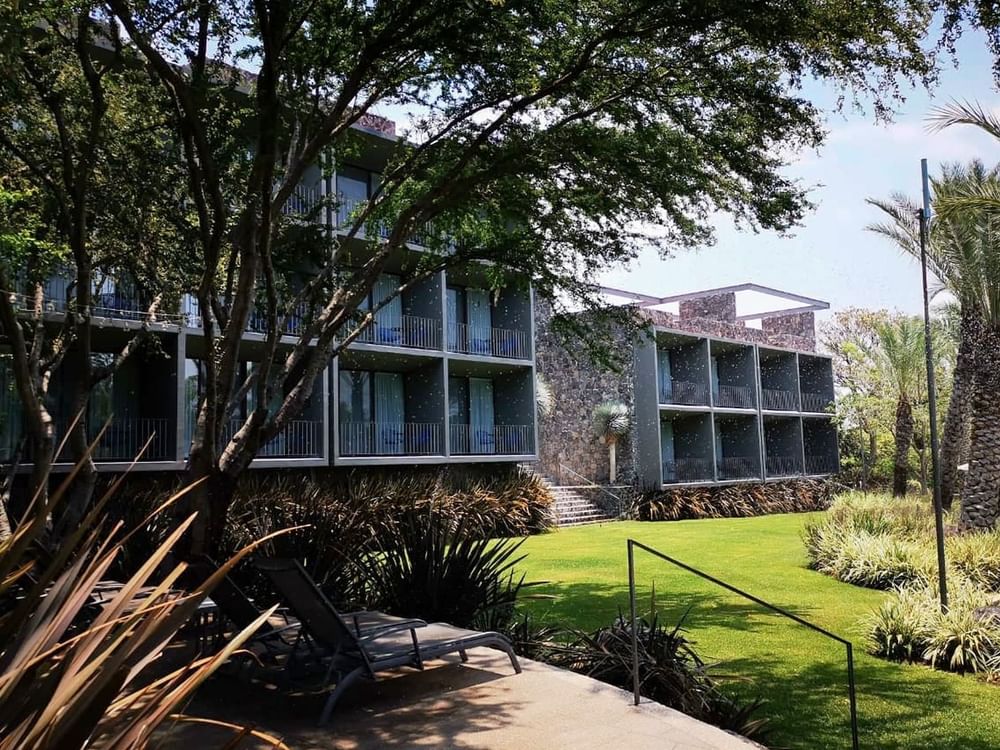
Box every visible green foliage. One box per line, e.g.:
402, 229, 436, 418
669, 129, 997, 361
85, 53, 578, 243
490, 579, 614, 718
592, 402, 629, 443
360, 508, 535, 631
633, 479, 832, 521
948, 532, 1000, 592
525, 612, 770, 744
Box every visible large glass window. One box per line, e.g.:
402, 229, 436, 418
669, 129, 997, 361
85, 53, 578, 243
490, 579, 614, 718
448, 376, 469, 424
339, 370, 373, 423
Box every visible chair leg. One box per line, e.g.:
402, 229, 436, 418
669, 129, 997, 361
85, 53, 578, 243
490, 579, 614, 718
318, 666, 366, 726
458, 648, 468, 663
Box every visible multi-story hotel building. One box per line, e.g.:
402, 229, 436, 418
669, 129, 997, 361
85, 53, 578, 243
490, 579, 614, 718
0, 114, 539, 472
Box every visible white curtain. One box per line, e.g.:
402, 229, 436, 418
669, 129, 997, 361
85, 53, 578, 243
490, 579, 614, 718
469, 377, 495, 453
711, 356, 720, 400
375, 372, 405, 454
373, 274, 403, 344
446, 288, 460, 350
466, 289, 492, 354
658, 350, 672, 399
660, 421, 675, 463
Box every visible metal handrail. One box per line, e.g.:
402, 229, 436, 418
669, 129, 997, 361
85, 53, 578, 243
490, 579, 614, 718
558, 463, 625, 518
626, 539, 859, 750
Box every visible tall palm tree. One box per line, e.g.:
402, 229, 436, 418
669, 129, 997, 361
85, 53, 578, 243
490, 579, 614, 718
866, 161, 996, 508
915, 102, 1000, 529
869, 316, 926, 496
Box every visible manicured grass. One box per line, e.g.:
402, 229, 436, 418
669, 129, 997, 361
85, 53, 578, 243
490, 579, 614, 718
517, 515, 1000, 750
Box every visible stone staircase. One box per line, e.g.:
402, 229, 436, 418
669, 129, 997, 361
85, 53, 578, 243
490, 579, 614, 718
543, 477, 613, 528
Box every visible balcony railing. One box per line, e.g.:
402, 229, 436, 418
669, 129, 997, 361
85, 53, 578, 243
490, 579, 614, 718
800, 392, 832, 413
662, 458, 714, 483
805, 454, 838, 475
185, 415, 323, 459
335, 194, 434, 246
355, 315, 442, 350
447, 323, 530, 359
659, 379, 710, 406
339, 422, 442, 457
761, 388, 799, 411
449, 424, 534, 455
716, 456, 759, 480
714, 384, 755, 409
181, 295, 309, 336
279, 184, 321, 218
46, 418, 172, 462
765, 455, 803, 477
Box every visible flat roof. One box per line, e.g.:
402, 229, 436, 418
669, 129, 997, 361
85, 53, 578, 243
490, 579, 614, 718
598, 282, 829, 322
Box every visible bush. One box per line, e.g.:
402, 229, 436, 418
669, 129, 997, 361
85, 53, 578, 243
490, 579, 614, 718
949, 533, 1000, 592
866, 586, 934, 662
632, 479, 833, 522
521, 612, 770, 744
807, 527, 934, 590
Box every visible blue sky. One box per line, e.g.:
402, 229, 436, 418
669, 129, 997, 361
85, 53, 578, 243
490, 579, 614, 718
599, 30, 1000, 320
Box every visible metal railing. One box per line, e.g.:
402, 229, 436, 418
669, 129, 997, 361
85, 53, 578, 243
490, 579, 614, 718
85, 418, 172, 461
339, 421, 442, 456
801, 392, 832, 413
714, 383, 755, 409
765, 454, 803, 477
557, 462, 626, 518
805, 454, 838, 475
279, 184, 321, 217
761, 388, 799, 411
626, 539, 859, 750
356, 314, 442, 350
659, 379, 710, 406
334, 193, 435, 246
716, 456, 759, 480
662, 458, 714, 483
185, 415, 323, 459
449, 424, 534, 455
246, 303, 309, 336
447, 322, 530, 359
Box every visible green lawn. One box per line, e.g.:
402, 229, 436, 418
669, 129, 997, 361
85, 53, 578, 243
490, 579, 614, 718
517, 514, 1000, 750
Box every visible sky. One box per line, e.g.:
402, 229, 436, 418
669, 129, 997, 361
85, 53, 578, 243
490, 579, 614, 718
598, 30, 1000, 322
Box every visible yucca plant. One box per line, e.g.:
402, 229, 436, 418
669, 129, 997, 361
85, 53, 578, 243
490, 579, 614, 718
592, 402, 629, 483
0, 442, 289, 749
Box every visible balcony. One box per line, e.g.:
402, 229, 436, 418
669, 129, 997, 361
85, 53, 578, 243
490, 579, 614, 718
279, 184, 321, 218
185, 416, 323, 459
339, 422, 443, 457
805, 454, 838, 475
766, 455, 803, 477
663, 458, 714, 483
449, 424, 533, 455
761, 389, 799, 411
355, 315, 442, 350
714, 384, 754, 409
659, 380, 710, 406
44, 418, 173, 463
335, 194, 434, 246
800, 392, 832, 414
716, 456, 759, 481
447, 323, 530, 360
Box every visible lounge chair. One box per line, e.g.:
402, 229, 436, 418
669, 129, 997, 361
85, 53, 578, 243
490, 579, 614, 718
254, 557, 521, 724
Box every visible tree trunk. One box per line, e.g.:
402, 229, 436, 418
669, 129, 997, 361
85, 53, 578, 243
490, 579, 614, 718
940, 310, 978, 510
892, 396, 913, 497
960, 324, 1000, 530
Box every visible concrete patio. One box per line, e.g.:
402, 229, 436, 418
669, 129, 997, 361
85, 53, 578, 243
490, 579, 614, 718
174, 649, 760, 749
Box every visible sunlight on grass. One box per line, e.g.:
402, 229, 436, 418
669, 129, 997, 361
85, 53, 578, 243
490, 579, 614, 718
518, 515, 1000, 750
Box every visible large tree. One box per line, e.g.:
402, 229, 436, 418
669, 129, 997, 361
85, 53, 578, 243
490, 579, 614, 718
75, 0, 939, 551
866, 162, 996, 507
0, 11, 190, 524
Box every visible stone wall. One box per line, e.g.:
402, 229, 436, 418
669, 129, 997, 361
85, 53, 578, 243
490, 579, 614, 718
678, 292, 739, 323
762, 312, 816, 349
640, 308, 816, 352
535, 299, 639, 485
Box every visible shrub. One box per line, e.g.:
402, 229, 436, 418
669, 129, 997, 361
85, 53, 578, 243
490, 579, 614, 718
633, 479, 833, 522
948, 533, 1000, 592
531, 612, 770, 744
866, 586, 934, 661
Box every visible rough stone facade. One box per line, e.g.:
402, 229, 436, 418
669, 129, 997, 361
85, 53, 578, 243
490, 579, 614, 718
762, 311, 816, 349
535, 299, 638, 485
678, 292, 739, 323
639, 308, 816, 352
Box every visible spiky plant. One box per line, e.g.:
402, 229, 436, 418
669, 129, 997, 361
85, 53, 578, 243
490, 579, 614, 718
592, 402, 629, 483
535, 373, 555, 418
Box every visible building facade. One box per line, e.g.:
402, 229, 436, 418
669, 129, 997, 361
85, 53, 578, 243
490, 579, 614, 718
537, 285, 839, 491
0, 115, 538, 473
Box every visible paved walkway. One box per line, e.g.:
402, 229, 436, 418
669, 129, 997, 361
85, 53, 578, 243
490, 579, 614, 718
177, 650, 759, 749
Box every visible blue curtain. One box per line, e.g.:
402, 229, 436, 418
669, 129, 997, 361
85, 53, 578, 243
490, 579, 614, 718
466, 289, 491, 354
710, 356, 720, 400
373, 274, 403, 344
446, 288, 461, 350
658, 350, 672, 399
375, 372, 404, 454
469, 377, 494, 453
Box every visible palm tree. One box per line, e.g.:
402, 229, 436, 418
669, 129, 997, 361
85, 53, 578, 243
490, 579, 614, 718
868, 317, 926, 496
592, 402, 629, 484
913, 101, 1000, 529
866, 162, 996, 507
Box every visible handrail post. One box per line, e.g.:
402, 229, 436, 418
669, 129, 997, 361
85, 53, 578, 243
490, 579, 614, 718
846, 641, 860, 750
627, 539, 640, 706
